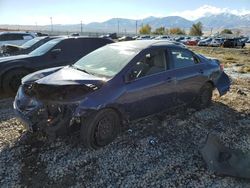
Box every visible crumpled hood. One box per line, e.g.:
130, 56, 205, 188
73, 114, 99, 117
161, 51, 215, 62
22, 66, 64, 84
0, 54, 30, 63
24, 66, 107, 87
3, 44, 24, 50
21, 66, 107, 102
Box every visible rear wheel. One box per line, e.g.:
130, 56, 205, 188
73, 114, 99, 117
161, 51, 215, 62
2, 69, 30, 96
193, 83, 213, 109
80, 109, 120, 149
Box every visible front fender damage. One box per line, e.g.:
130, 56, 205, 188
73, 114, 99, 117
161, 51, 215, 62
14, 82, 100, 139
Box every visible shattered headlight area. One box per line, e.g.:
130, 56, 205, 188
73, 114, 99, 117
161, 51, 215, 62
22, 82, 95, 102
14, 84, 81, 138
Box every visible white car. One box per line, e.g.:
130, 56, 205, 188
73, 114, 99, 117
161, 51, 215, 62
0, 32, 35, 48
209, 38, 224, 47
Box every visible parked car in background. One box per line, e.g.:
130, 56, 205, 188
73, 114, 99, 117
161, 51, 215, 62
198, 38, 212, 46
155, 35, 170, 40
174, 36, 185, 42
132, 36, 140, 40
118, 36, 133, 42
99, 33, 117, 40
209, 38, 224, 47
185, 38, 199, 46
36, 32, 49, 37
14, 40, 231, 149
0, 37, 113, 95
222, 38, 245, 48
0, 32, 35, 48
0, 36, 61, 57
136, 35, 152, 40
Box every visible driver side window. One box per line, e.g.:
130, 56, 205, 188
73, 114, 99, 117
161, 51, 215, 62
128, 50, 166, 80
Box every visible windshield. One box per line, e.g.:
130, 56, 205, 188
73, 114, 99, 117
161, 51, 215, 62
21, 37, 45, 48
73, 45, 139, 77
29, 38, 63, 56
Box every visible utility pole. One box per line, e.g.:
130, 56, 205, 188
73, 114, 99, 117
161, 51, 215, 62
81, 20, 83, 35
117, 19, 120, 35
136, 20, 138, 35
50, 17, 53, 33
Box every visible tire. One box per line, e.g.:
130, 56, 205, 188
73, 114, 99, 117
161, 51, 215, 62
193, 83, 213, 110
80, 109, 120, 149
2, 69, 30, 95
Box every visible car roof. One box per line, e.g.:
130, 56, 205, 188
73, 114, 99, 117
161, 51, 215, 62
46, 36, 113, 44
109, 40, 185, 50
0, 31, 33, 35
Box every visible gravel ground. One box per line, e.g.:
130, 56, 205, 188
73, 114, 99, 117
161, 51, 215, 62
0, 79, 250, 187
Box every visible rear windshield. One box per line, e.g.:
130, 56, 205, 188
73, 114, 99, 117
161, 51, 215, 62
21, 37, 46, 48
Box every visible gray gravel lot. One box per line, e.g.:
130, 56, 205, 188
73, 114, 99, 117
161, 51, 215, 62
0, 78, 250, 187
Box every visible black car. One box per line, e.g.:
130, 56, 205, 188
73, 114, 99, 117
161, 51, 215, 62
0, 36, 61, 57
14, 40, 231, 149
0, 37, 113, 95
222, 38, 245, 48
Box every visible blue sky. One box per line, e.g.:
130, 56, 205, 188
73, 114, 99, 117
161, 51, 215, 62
0, 0, 249, 25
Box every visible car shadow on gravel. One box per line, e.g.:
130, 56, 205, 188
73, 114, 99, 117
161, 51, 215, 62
0, 101, 250, 187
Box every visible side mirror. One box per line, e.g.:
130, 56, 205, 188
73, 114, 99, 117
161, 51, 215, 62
50, 48, 61, 57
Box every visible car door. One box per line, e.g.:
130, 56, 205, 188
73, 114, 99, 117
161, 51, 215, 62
169, 47, 208, 105
43, 39, 83, 68
120, 47, 177, 120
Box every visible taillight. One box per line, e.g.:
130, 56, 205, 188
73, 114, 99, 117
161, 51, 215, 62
220, 64, 224, 71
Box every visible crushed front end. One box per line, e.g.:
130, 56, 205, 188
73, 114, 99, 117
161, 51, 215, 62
14, 83, 96, 139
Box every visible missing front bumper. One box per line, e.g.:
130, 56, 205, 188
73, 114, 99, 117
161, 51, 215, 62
14, 92, 77, 138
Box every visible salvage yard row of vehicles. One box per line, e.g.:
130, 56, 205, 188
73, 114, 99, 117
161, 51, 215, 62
118, 35, 248, 48
0, 32, 231, 149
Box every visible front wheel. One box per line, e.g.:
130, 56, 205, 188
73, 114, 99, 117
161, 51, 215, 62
2, 69, 30, 96
80, 109, 120, 149
193, 83, 213, 110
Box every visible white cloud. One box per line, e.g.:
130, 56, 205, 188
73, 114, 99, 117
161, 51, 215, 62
170, 5, 250, 20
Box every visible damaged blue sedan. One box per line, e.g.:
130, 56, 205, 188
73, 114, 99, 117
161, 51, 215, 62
14, 40, 231, 149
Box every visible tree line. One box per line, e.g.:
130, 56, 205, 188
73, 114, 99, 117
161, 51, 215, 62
139, 22, 234, 36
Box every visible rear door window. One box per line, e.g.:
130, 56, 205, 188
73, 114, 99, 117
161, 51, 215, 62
52, 39, 84, 60
170, 49, 199, 69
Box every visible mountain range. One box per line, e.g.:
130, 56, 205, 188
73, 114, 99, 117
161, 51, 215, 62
1, 13, 250, 34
